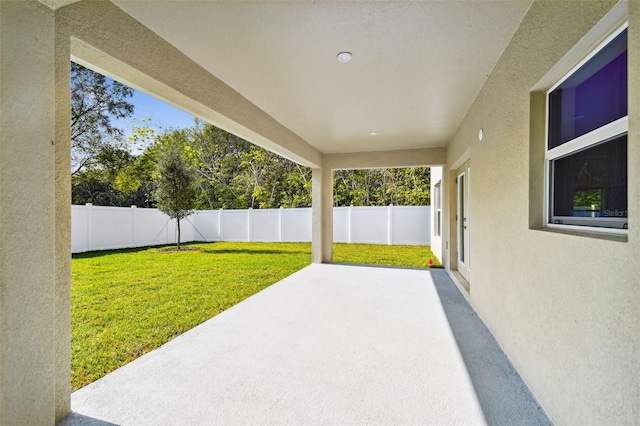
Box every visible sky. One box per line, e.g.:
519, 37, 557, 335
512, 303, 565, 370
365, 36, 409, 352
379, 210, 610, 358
112, 86, 197, 141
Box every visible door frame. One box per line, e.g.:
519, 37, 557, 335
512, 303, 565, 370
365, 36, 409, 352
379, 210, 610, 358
456, 162, 471, 282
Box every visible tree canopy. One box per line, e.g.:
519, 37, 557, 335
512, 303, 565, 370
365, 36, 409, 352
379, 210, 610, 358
154, 135, 198, 249
72, 120, 430, 208
69, 66, 430, 209
70, 62, 134, 176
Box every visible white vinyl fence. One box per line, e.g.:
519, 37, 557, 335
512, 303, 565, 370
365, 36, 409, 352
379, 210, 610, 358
71, 204, 430, 253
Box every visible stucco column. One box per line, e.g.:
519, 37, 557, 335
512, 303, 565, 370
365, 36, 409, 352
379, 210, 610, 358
311, 168, 333, 263
0, 1, 64, 423
55, 6, 73, 419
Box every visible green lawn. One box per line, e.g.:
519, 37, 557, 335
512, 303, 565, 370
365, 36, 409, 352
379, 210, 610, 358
334, 243, 441, 268
71, 242, 439, 390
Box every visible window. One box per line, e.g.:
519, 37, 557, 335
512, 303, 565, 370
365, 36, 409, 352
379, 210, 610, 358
546, 25, 627, 231
434, 181, 442, 236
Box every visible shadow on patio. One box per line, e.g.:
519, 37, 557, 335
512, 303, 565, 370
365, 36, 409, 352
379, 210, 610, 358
59, 264, 550, 426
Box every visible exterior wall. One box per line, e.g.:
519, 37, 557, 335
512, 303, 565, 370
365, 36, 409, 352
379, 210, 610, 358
443, 1, 639, 424
429, 167, 443, 262
0, 1, 61, 422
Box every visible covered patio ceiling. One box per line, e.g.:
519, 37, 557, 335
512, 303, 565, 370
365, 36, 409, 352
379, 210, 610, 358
111, 1, 532, 154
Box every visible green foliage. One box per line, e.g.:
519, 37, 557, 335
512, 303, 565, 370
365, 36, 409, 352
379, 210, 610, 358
70, 62, 134, 175
71, 242, 439, 390
69, 67, 430, 208
154, 136, 198, 248
573, 188, 603, 210
334, 167, 430, 206
185, 120, 313, 209
182, 120, 430, 208
333, 243, 440, 268
71, 146, 157, 207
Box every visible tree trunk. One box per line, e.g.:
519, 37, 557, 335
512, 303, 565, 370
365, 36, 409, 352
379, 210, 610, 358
177, 219, 181, 250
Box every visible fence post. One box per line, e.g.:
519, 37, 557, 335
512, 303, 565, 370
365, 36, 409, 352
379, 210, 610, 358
247, 207, 253, 242
85, 203, 92, 252
279, 206, 284, 242
218, 208, 223, 241
131, 205, 136, 247
388, 204, 393, 245
348, 205, 353, 244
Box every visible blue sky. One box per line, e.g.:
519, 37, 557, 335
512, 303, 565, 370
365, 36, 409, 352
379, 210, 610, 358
112, 87, 196, 139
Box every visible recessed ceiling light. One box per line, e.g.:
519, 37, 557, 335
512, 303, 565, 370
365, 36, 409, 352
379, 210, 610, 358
369, 131, 378, 137
337, 52, 353, 63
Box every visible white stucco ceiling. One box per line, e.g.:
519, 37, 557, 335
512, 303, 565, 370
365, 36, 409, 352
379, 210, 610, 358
113, 1, 532, 154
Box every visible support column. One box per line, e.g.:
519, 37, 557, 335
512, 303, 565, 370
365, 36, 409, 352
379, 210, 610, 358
311, 167, 333, 263
0, 1, 61, 423
55, 8, 72, 418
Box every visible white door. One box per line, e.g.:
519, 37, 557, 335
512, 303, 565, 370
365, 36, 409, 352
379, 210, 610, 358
457, 164, 471, 281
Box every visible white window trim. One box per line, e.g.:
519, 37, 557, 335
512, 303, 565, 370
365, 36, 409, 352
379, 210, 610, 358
434, 181, 442, 237
545, 116, 628, 161
544, 22, 628, 234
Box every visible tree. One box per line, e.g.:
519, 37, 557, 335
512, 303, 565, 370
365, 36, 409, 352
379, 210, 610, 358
71, 62, 134, 175
71, 146, 135, 206
154, 138, 198, 249
185, 119, 313, 209
333, 167, 430, 206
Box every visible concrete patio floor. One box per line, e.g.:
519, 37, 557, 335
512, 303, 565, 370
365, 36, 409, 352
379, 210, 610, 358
60, 264, 551, 426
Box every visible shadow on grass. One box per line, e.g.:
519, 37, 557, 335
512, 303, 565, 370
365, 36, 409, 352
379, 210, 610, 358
199, 248, 309, 255
73, 242, 310, 259
72, 245, 172, 259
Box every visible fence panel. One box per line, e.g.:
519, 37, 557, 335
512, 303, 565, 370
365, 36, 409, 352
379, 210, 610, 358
282, 208, 311, 242
71, 204, 430, 253
333, 207, 349, 243
71, 206, 89, 252
251, 209, 280, 242
90, 206, 134, 251
220, 210, 248, 242
134, 207, 171, 246
351, 206, 388, 244
190, 210, 220, 241
392, 206, 430, 245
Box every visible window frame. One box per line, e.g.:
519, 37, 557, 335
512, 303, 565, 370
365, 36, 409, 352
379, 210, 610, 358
544, 22, 628, 235
434, 180, 442, 237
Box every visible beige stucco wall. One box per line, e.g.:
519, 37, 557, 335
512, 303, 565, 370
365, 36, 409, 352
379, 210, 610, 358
54, 10, 72, 418
0, 1, 62, 422
444, 1, 639, 424
312, 168, 334, 263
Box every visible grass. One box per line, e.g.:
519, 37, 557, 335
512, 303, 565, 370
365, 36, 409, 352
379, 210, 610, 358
334, 243, 441, 268
71, 242, 440, 390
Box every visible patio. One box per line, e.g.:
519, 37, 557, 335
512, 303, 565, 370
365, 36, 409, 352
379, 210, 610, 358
60, 264, 550, 425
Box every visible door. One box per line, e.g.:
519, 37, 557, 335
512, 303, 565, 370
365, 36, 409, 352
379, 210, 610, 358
457, 163, 471, 281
